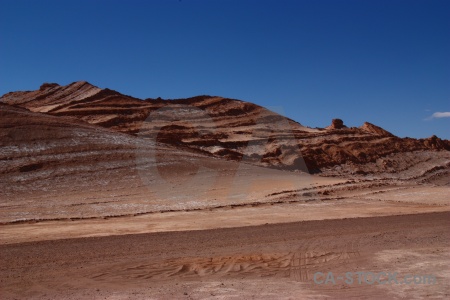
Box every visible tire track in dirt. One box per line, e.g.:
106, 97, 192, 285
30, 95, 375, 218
89, 245, 363, 283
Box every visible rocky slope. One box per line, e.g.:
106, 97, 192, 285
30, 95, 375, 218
2, 81, 449, 173
3, 102, 340, 223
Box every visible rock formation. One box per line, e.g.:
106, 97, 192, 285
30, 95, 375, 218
1, 81, 449, 173
326, 118, 346, 130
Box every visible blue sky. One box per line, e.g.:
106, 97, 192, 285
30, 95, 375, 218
1, 0, 449, 138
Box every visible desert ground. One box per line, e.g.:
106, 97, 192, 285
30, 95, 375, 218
1, 82, 449, 299
1, 212, 449, 299
1, 164, 449, 299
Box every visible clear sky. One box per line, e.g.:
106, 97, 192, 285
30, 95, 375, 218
1, 0, 449, 139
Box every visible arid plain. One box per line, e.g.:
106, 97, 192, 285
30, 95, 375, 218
1, 82, 449, 299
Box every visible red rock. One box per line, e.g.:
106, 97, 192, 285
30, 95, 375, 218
2, 81, 449, 173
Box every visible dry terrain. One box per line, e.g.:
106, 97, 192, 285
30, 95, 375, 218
1, 82, 449, 299
1, 212, 449, 300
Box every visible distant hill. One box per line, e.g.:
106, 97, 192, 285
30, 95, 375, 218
2, 81, 449, 173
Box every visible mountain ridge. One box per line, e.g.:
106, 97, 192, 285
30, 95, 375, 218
1, 81, 449, 172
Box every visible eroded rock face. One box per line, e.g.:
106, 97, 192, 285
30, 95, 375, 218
327, 118, 346, 130
2, 81, 449, 173
360, 122, 394, 137
1, 81, 102, 112
39, 83, 60, 91
423, 135, 450, 150
1, 102, 279, 222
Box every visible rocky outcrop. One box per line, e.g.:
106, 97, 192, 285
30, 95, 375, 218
360, 122, 394, 137
0, 81, 102, 112
422, 135, 450, 150
326, 118, 346, 130
2, 81, 449, 173
39, 82, 60, 91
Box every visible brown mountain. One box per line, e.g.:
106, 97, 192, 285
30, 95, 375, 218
2, 82, 450, 300
1, 81, 449, 173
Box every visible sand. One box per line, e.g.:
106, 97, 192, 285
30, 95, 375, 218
1, 212, 449, 299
